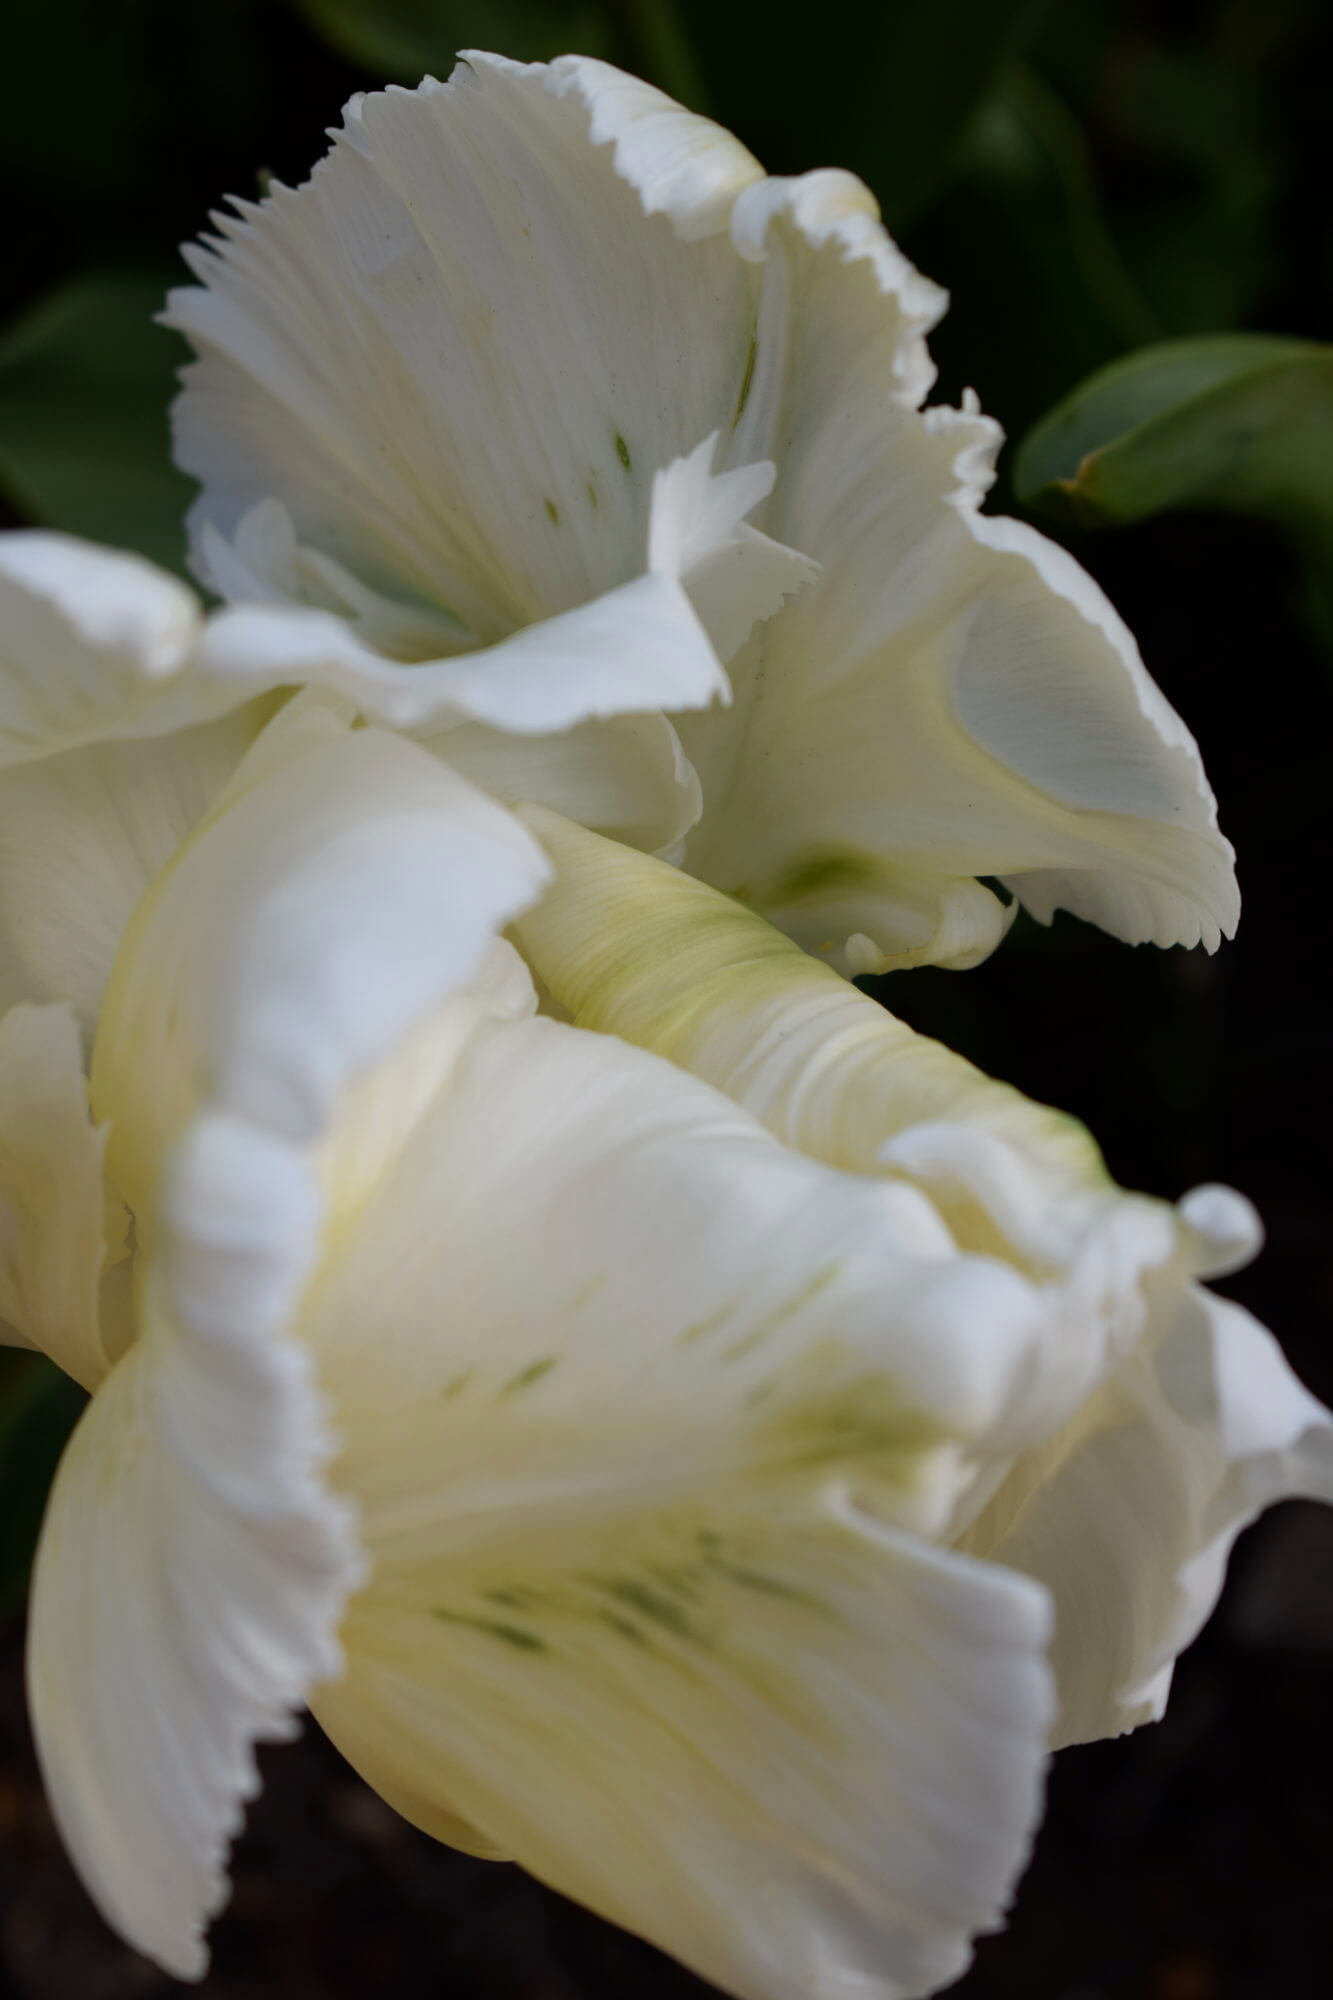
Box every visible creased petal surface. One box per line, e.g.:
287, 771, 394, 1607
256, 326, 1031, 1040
300, 1007, 1055, 2000
0, 1001, 124, 1386
961, 1286, 1333, 1745
91, 693, 550, 1213
26, 1114, 361, 1980
0, 531, 243, 766
0, 704, 271, 1031
680, 190, 1237, 964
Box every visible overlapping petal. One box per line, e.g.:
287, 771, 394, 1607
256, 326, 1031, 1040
513, 814, 1333, 1737
0, 531, 233, 765
300, 1005, 1056, 2000
0, 1001, 125, 1386
26, 1120, 358, 1980
167, 53, 1238, 969
679, 192, 1237, 964
91, 692, 550, 1211
960, 1286, 1333, 1745
165, 57, 762, 638
0, 704, 270, 1030
25, 690, 552, 1977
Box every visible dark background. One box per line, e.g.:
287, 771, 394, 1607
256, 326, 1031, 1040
2, 1, 1331, 1995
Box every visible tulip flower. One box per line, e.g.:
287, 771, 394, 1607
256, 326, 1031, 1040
4, 531, 1326, 2000
165, 51, 1239, 977
513, 813, 1333, 1750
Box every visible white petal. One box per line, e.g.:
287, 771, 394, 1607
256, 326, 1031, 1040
320, 1495, 1051, 2000
0, 531, 242, 767
648, 432, 817, 663
678, 186, 1237, 963
509, 816, 1333, 1756
0, 703, 270, 1032
544, 53, 763, 240
765, 860, 1015, 978
307, 1010, 1052, 1519
195, 566, 728, 734
165, 59, 759, 646
192, 435, 813, 736
417, 711, 702, 855
960, 1286, 1333, 1746
91, 694, 550, 1215
26, 1112, 362, 1979
514, 810, 1106, 1189
514, 812, 1185, 1445
0, 1002, 125, 1387
291, 1005, 1055, 1999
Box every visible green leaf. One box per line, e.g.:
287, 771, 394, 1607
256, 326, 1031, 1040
1012, 335, 1315, 506
0, 1353, 83, 1612
0, 270, 194, 575
1014, 335, 1333, 637
1014, 335, 1332, 522
290, 0, 611, 76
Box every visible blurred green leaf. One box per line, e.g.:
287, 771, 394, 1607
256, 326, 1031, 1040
903, 66, 1157, 438
0, 270, 193, 574
0, 1353, 82, 1613
290, 0, 611, 76
1015, 335, 1333, 636
1032, 1, 1285, 334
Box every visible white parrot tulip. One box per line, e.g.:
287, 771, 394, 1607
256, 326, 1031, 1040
2, 529, 1325, 1999
512, 813, 1333, 1749
164, 51, 1240, 975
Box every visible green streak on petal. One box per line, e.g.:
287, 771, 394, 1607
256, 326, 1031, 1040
702, 1558, 826, 1610
597, 1610, 651, 1646
762, 846, 884, 908
503, 1357, 559, 1395
592, 1575, 709, 1645
676, 1302, 737, 1347
543, 497, 560, 525
756, 1376, 944, 1479
614, 431, 632, 472
432, 1610, 548, 1653
564, 1275, 606, 1313
722, 1262, 842, 1361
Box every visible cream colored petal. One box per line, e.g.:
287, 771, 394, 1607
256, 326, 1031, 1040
0, 530, 246, 767
961, 1286, 1333, 1747
514, 814, 1189, 1446
511, 814, 1333, 1764
195, 566, 728, 734
166, 58, 760, 644
28, 691, 555, 1971
417, 711, 702, 856
679, 182, 1237, 963
307, 1010, 1051, 1528
514, 811, 1105, 1187
648, 432, 817, 664
293, 1004, 1055, 2000
91, 695, 549, 1219
26, 1112, 362, 1979
759, 858, 1014, 978
191, 430, 813, 740
320, 1498, 1051, 2000
0, 1002, 124, 1388
543, 53, 762, 240
0, 703, 271, 1032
